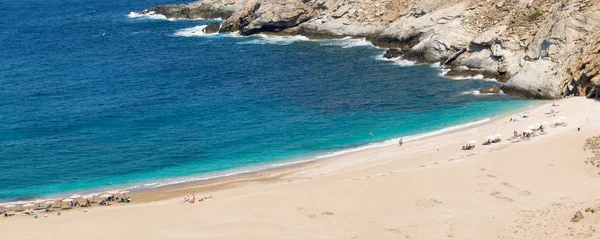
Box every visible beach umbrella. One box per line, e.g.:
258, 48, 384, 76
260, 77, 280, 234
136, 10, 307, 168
22, 203, 35, 209
119, 190, 130, 197
486, 135, 494, 140
33, 199, 45, 208
524, 129, 533, 134
82, 194, 94, 199
62, 198, 74, 207
107, 190, 120, 195
4, 204, 16, 211
100, 194, 111, 198
44, 201, 54, 206
14, 201, 25, 209
467, 140, 477, 145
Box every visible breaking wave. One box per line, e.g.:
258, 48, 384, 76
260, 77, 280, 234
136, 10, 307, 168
318, 37, 374, 48
236, 34, 310, 45
127, 11, 169, 20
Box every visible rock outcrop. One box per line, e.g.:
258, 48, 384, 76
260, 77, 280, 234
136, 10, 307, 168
139, 0, 600, 99
479, 85, 501, 94
220, 0, 323, 35
140, 0, 240, 20
562, 35, 600, 98
203, 23, 221, 34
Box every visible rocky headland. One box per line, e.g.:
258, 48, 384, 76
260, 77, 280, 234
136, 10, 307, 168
138, 0, 600, 99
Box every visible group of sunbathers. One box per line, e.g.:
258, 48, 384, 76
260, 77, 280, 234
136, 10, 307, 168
183, 191, 213, 204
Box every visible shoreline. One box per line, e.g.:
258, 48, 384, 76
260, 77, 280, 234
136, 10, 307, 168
0, 98, 536, 205
4, 97, 599, 238
118, 97, 543, 202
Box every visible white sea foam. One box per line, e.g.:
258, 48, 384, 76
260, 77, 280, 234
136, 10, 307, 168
374, 53, 416, 66
430, 62, 442, 68
127, 11, 169, 20
150, 170, 255, 188
127, 11, 222, 21
438, 68, 451, 76
449, 74, 496, 81
461, 90, 485, 96
237, 34, 310, 45
173, 25, 215, 37
461, 89, 506, 96
318, 37, 374, 48
271, 158, 316, 167
313, 118, 491, 160
145, 118, 491, 187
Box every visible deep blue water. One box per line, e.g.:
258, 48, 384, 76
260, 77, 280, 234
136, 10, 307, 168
0, 0, 532, 201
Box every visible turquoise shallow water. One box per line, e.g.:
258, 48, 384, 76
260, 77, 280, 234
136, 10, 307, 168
0, 0, 533, 202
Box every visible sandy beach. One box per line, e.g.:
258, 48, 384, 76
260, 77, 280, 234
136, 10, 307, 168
3, 97, 600, 238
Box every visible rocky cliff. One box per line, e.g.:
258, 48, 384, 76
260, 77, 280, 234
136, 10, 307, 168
139, 0, 600, 99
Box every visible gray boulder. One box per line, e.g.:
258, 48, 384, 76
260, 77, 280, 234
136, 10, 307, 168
203, 23, 221, 34
501, 60, 560, 99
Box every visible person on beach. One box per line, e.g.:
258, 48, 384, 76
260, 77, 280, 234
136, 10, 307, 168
192, 191, 196, 202
398, 138, 403, 147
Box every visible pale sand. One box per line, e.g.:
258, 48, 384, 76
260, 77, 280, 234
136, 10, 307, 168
4, 97, 600, 238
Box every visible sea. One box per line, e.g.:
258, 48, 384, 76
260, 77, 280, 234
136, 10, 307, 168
0, 0, 533, 202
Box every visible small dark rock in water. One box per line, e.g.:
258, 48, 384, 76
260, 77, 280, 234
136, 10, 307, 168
322, 211, 334, 216
203, 23, 221, 34
383, 48, 403, 59
479, 85, 501, 94
572, 211, 584, 222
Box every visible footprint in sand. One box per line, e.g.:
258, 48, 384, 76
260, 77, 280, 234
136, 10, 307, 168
491, 191, 515, 202
383, 228, 401, 233
520, 190, 532, 196
416, 198, 443, 207
307, 214, 316, 219
502, 182, 514, 188
322, 211, 334, 216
